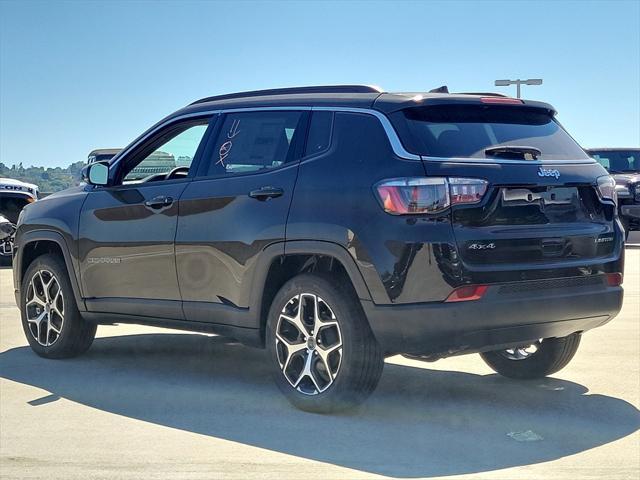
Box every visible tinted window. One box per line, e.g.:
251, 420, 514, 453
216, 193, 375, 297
588, 150, 639, 173
206, 111, 304, 177
400, 105, 589, 160
305, 111, 333, 155
122, 121, 209, 183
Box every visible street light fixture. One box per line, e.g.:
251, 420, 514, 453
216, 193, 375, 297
494, 78, 543, 98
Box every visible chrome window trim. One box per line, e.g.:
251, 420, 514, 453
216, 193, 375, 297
111, 105, 596, 170
422, 156, 597, 166
111, 106, 421, 170
311, 106, 421, 160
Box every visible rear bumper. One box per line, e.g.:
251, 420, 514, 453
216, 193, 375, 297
362, 276, 623, 356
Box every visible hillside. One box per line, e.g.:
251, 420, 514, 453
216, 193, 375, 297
0, 161, 85, 193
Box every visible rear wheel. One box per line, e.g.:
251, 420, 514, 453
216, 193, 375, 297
480, 333, 581, 379
21, 254, 97, 358
266, 274, 383, 413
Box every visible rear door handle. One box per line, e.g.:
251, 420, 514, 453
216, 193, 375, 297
248, 187, 284, 201
144, 196, 174, 209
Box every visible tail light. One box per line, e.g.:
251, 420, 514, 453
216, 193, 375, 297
605, 272, 623, 286
445, 284, 489, 302
375, 177, 488, 215
596, 175, 617, 204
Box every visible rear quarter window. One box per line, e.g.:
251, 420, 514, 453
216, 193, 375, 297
396, 104, 589, 160
305, 111, 333, 156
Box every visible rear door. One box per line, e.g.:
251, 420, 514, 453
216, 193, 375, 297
391, 102, 619, 279
175, 110, 308, 326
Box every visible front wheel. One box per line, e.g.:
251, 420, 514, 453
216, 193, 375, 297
21, 254, 97, 358
480, 333, 581, 379
266, 274, 384, 413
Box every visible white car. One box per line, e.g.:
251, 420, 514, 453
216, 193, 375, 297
0, 178, 38, 262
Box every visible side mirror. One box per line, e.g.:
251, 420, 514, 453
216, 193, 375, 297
82, 161, 110, 186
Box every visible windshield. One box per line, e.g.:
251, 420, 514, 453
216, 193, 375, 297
588, 150, 639, 173
399, 104, 589, 160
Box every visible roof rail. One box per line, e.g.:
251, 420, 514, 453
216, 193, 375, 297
190, 85, 385, 105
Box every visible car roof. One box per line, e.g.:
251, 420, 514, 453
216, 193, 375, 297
89, 149, 122, 156
171, 85, 556, 118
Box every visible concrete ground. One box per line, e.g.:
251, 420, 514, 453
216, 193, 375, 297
1, 240, 639, 480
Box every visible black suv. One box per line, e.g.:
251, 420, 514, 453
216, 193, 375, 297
13, 85, 624, 412
586, 148, 639, 237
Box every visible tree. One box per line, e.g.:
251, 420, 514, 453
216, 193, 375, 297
0, 161, 86, 193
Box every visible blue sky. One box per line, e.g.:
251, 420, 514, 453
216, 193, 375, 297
1, 0, 639, 168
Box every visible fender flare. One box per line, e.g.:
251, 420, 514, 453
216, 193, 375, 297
248, 240, 373, 327
284, 240, 372, 300
15, 230, 86, 311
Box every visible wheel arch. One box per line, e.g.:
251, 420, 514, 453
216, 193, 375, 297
16, 231, 85, 312
251, 240, 373, 346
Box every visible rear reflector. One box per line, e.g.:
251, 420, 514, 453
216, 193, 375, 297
606, 272, 623, 286
480, 97, 524, 105
445, 285, 489, 302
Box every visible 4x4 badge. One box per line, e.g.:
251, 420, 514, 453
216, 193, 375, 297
468, 242, 496, 250
537, 167, 560, 179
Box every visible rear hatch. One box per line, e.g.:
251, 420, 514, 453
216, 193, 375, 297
388, 99, 619, 278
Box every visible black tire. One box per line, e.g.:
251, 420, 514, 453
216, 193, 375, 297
266, 273, 384, 413
480, 333, 581, 380
21, 253, 97, 359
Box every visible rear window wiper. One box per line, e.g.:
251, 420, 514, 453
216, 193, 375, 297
485, 145, 542, 160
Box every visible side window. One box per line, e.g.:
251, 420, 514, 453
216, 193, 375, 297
305, 111, 333, 156
121, 120, 209, 183
206, 111, 304, 177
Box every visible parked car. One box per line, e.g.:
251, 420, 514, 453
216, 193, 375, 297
13, 85, 624, 412
0, 178, 38, 264
87, 149, 121, 164
586, 148, 639, 238
0, 214, 15, 242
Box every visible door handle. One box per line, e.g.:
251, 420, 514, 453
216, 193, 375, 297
144, 196, 174, 209
248, 186, 284, 201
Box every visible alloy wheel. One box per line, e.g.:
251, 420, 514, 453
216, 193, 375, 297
275, 293, 343, 395
500, 340, 542, 361
25, 270, 65, 346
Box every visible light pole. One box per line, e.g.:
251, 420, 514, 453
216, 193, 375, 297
494, 78, 543, 98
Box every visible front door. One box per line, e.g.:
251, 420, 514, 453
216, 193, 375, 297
175, 110, 308, 326
79, 117, 213, 318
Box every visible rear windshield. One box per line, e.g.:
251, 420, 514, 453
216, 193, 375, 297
398, 105, 589, 160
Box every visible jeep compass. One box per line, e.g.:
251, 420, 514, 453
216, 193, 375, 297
13, 85, 624, 412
